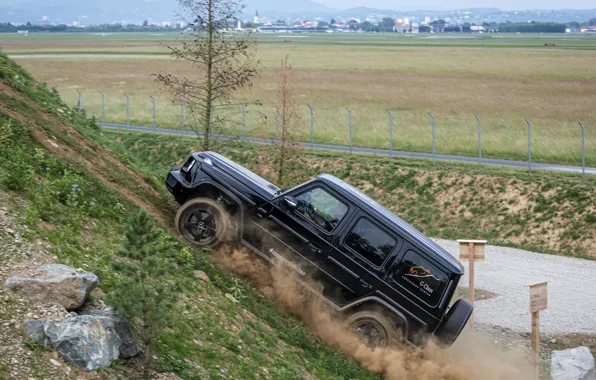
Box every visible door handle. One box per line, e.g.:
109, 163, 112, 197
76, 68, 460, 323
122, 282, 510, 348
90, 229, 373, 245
359, 279, 373, 289
309, 244, 323, 255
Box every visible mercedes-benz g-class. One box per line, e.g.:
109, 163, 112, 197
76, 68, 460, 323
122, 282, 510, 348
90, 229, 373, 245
166, 151, 472, 348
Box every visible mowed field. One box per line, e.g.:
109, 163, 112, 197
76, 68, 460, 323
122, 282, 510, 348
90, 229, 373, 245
2, 32, 596, 166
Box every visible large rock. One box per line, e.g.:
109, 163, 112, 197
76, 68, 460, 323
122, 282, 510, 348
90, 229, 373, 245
80, 308, 140, 359
5, 264, 99, 310
30, 315, 121, 371
551, 346, 596, 380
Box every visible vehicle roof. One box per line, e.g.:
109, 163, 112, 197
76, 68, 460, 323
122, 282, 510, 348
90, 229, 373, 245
317, 174, 464, 274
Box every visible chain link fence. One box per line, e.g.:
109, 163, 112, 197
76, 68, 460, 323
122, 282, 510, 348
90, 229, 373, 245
64, 89, 593, 178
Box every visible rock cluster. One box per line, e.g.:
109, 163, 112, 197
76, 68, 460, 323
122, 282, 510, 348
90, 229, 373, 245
4, 263, 138, 371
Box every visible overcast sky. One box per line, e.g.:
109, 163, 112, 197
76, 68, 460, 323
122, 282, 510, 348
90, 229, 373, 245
317, 0, 595, 11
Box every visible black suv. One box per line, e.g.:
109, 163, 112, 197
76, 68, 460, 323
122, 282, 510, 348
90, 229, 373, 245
166, 152, 472, 348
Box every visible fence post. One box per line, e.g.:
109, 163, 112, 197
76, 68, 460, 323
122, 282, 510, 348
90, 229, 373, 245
526, 118, 532, 174
124, 93, 130, 129
308, 104, 314, 152
180, 100, 185, 135
149, 95, 156, 133
475, 114, 482, 170
346, 107, 352, 156
429, 112, 436, 167
74, 89, 82, 112
274, 103, 279, 141
579, 122, 586, 179
387, 110, 393, 161
98, 90, 105, 123
241, 102, 245, 140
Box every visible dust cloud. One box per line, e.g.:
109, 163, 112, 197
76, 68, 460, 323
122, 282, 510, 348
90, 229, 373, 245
213, 246, 534, 380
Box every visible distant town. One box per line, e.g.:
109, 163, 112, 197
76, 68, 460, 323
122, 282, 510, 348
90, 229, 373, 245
2, 9, 596, 35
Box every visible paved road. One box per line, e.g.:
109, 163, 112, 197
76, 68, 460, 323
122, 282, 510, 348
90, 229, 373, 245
434, 238, 596, 334
100, 122, 596, 176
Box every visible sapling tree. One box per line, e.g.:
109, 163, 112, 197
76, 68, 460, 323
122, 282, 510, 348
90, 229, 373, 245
267, 56, 304, 187
107, 210, 182, 378
155, 0, 258, 150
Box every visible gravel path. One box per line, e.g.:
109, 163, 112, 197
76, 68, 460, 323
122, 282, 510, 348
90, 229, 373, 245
433, 239, 596, 334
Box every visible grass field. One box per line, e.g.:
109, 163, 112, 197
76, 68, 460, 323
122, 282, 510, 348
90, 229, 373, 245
3, 32, 596, 166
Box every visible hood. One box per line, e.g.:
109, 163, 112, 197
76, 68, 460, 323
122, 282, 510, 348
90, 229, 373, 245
200, 152, 280, 199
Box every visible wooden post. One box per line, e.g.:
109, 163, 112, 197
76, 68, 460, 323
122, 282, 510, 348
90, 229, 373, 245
532, 311, 540, 380
457, 240, 487, 327
468, 241, 475, 325
529, 282, 547, 380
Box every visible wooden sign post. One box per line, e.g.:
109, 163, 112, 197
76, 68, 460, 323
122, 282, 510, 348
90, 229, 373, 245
529, 282, 548, 380
457, 240, 487, 326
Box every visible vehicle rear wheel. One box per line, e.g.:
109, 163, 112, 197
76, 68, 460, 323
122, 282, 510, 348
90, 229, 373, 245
345, 310, 401, 348
174, 198, 230, 249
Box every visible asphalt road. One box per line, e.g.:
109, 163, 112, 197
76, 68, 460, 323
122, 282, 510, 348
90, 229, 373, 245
100, 122, 596, 176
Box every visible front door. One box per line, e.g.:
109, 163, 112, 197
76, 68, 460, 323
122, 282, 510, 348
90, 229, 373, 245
250, 184, 351, 280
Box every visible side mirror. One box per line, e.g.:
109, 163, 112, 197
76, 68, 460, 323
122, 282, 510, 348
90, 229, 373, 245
283, 196, 298, 209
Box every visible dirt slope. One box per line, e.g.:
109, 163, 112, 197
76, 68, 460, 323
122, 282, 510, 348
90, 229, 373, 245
0, 81, 175, 227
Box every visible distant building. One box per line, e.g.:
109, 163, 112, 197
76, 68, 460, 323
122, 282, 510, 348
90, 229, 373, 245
580, 26, 596, 33
254, 11, 259, 25
470, 25, 485, 33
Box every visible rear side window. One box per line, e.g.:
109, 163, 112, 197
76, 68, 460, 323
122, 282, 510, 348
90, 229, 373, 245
393, 250, 449, 307
345, 218, 396, 266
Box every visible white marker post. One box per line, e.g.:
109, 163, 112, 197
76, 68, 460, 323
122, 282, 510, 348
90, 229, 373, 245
529, 282, 548, 380
458, 240, 487, 326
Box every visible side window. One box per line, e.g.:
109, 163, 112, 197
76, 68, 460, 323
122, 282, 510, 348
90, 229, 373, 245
393, 250, 449, 307
345, 218, 396, 266
293, 187, 348, 232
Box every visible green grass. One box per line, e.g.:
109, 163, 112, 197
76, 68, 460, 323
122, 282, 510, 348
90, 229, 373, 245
0, 51, 380, 379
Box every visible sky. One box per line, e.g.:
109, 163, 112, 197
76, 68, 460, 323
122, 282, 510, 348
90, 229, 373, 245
316, 0, 595, 11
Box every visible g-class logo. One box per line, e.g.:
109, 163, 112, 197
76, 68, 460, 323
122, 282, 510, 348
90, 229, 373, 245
402, 265, 441, 297
405, 265, 440, 281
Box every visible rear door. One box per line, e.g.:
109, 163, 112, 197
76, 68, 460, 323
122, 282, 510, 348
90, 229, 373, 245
376, 248, 452, 334
316, 211, 402, 307
249, 182, 352, 279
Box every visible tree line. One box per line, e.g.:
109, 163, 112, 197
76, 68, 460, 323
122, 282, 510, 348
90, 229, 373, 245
2, 18, 593, 34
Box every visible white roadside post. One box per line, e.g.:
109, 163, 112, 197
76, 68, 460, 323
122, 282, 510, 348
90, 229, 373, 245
528, 281, 548, 380
457, 239, 487, 326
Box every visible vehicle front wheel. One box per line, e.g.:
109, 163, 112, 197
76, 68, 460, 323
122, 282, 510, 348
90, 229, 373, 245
174, 198, 230, 249
345, 310, 402, 348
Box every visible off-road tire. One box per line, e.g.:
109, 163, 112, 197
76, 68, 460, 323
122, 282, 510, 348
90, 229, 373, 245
175, 197, 230, 249
345, 310, 402, 348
